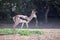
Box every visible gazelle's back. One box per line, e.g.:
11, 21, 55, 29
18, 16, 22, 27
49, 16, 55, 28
13, 15, 28, 23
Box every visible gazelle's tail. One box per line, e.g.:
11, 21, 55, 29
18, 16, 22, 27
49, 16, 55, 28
13, 16, 16, 23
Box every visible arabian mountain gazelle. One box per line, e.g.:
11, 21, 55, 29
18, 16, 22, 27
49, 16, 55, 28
13, 10, 37, 31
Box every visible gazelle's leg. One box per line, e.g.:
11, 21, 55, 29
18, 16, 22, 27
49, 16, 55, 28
21, 23, 24, 29
26, 23, 29, 29
13, 22, 19, 33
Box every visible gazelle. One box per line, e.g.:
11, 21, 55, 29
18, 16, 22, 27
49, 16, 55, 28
13, 10, 37, 30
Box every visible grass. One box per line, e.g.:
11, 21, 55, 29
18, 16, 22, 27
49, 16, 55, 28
0, 28, 44, 36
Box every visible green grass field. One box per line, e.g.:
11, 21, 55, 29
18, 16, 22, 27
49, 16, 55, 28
0, 28, 44, 36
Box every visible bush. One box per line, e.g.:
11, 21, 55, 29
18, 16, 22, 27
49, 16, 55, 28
0, 28, 44, 36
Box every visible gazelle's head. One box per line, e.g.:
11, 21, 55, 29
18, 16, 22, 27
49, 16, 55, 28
31, 10, 37, 18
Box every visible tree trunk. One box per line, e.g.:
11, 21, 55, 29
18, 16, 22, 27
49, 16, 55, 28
45, 7, 49, 23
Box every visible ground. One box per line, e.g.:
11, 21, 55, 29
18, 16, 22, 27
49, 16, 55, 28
0, 29, 60, 40
0, 18, 60, 40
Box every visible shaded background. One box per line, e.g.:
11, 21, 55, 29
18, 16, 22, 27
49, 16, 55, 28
0, 0, 60, 28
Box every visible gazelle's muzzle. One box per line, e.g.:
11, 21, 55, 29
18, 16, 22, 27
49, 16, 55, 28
34, 16, 37, 18
34, 14, 37, 18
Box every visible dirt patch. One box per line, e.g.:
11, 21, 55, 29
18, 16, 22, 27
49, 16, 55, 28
0, 29, 60, 40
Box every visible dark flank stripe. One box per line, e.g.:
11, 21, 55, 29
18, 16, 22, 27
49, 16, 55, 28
20, 17, 28, 21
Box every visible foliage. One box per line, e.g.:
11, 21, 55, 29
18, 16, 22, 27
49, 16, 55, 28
0, 0, 60, 23
0, 28, 44, 36
0, 0, 37, 23
0, 0, 37, 14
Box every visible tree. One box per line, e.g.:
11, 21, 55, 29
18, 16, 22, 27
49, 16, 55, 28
0, 0, 37, 23
45, 0, 60, 23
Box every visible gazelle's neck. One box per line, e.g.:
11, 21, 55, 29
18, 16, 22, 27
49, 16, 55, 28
27, 13, 34, 23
